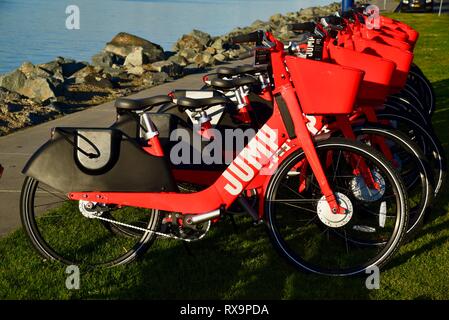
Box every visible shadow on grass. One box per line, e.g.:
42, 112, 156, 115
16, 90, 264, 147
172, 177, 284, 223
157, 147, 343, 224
92, 216, 371, 300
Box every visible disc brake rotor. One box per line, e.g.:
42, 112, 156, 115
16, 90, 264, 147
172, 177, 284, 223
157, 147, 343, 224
349, 170, 386, 202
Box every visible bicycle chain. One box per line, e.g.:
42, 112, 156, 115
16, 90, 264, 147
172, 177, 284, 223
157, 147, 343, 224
90, 214, 194, 242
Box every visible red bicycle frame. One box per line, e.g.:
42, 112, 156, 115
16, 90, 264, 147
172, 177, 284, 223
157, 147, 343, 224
69, 32, 351, 218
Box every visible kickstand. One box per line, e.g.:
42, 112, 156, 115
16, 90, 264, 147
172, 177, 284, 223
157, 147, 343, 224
182, 241, 195, 257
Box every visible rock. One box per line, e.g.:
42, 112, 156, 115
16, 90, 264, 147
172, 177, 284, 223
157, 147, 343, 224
92, 51, 122, 68
101, 66, 129, 79
21, 78, 57, 102
190, 29, 212, 46
124, 47, 147, 67
61, 61, 88, 78
189, 52, 216, 68
0, 69, 56, 102
84, 74, 114, 88
204, 47, 216, 55
172, 29, 212, 53
210, 37, 230, 51
71, 65, 113, 88
126, 65, 145, 76
226, 49, 242, 59
269, 13, 284, 25
167, 54, 188, 67
173, 35, 204, 52
149, 61, 183, 78
39, 58, 87, 78
152, 72, 170, 84
142, 72, 170, 86
276, 25, 296, 41
104, 32, 164, 63
213, 53, 227, 63
299, 7, 316, 20
251, 19, 268, 28
178, 48, 197, 63
201, 52, 215, 66
19, 62, 35, 74
70, 65, 97, 84
19, 62, 52, 79
0, 87, 24, 102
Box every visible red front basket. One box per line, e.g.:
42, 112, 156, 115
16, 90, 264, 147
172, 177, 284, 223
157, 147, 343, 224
352, 35, 413, 91
285, 56, 364, 115
328, 45, 396, 104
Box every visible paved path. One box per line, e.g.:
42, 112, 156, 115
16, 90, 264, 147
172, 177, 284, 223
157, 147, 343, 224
0, 58, 251, 237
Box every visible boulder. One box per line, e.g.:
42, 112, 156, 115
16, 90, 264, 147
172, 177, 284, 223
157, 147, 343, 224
167, 54, 188, 67
149, 61, 183, 78
20, 78, 57, 102
178, 48, 197, 63
104, 32, 164, 63
19, 62, 52, 79
213, 53, 227, 63
84, 74, 114, 89
71, 65, 113, 88
0, 69, 57, 102
39, 57, 87, 78
0, 86, 25, 102
210, 37, 230, 51
269, 13, 284, 26
172, 29, 212, 53
276, 25, 296, 41
142, 72, 170, 86
71, 65, 97, 84
126, 65, 145, 76
204, 47, 216, 55
124, 47, 147, 67
92, 51, 122, 68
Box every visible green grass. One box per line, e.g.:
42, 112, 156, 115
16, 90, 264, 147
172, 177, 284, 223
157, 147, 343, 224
1, 13, 449, 300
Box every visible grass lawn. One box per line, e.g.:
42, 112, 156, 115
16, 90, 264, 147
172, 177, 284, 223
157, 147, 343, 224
1, 13, 449, 300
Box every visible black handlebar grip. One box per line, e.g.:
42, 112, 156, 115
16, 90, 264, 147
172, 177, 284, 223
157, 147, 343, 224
231, 30, 263, 44
287, 22, 316, 32
324, 15, 344, 26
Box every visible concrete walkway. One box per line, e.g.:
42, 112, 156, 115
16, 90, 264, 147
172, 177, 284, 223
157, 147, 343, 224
0, 58, 251, 237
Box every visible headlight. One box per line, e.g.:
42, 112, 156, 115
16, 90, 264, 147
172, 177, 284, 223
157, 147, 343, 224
426, 0, 432, 3
403, 0, 409, 4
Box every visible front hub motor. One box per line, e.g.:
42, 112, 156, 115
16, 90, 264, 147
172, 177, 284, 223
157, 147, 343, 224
316, 192, 353, 228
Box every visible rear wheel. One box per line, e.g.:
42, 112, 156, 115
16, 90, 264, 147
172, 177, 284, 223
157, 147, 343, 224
407, 66, 436, 115
20, 177, 161, 267
353, 126, 433, 238
265, 138, 408, 276
377, 112, 447, 198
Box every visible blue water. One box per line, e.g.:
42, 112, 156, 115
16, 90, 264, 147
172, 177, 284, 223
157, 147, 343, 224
0, 0, 334, 74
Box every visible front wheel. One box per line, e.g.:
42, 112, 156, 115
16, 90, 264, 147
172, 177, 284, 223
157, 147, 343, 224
264, 138, 409, 276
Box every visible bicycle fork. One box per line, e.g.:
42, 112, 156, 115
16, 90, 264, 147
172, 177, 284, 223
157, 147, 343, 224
278, 84, 346, 214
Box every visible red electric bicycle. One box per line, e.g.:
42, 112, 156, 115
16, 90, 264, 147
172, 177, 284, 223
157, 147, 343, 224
21, 30, 409, 276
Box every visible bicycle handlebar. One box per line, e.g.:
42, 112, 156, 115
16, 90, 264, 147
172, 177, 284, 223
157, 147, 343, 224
288, 22, 316, 33
231, 30, 264, 44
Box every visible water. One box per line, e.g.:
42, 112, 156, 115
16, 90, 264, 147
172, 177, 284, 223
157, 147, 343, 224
0, 0, 334, 74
